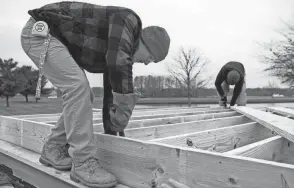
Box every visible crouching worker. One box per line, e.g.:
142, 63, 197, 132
215, 61, 247, 108
20, 1, 170, 187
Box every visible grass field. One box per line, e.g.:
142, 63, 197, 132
2, 95, 294, 116
0, 95, 103, 116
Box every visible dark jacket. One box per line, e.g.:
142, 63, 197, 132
28, 1, 142, 94
215, 61, 245, 106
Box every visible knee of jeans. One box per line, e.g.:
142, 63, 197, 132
64, 76, 91, 96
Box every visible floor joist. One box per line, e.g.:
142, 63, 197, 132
1, 115, 294, 188
2, 106, 294, 187
92, 108, 231, 124
232, 106, 294, 144
0, 139, 129, 188
30, 108, 230, 124
266, 107, 294, 118
123, 115, 252, 140
225, 135, 294, 165
93, 111, 240, 132
150, 122, 276, 152
17, 112, 101, 123
225, 136, 284, 161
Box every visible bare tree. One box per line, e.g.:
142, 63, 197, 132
258, 18, 294, 87
167, 47, 210, 107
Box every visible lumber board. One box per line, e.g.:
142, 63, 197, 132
0, 116, 52, 152
114, 115, 252, 140
10, 106, 214, 119
20, 113, 102, 123
150, 122, 276, 152
225, 135, 294, 165
93, 111, 240, 132
225, 136, 284, 161
266, 107, 294, 118
232, 106, 294, 144
0, 114, 249, 145
0, 140, 129, 188
27, 108, 229, 123
1, 116, 294, 188
281, 138, 294, 164
44, 109, 232, 125
9, 105, 161, 118
92, 109, 232, 124
10, 113, 62, 118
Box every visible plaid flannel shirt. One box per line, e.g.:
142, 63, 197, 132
28, 1, 142, 94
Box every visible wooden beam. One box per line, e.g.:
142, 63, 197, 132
1, 115, 294, 188
92, 109, 232, 124
10, 106, 217, 119
0, 140, 129, 188
225, 136, 284, 161
93, 111, 240, 132
130, 106, 212, 111
44, 109, 232, 125
266, 107, 294, 118
10, 113, 62, 119
150, 122, 276, 152
225, 136, 294, 165
232, 106, 294, 144
281, 138, 294, 165
15, 113, 101, 123
0, 116, 52, 151
25, 108, 228, 123
123, 115, 253, 140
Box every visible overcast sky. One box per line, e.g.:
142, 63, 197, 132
1, 0, 294, 88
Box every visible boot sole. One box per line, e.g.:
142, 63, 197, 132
70, 171, 117, 188
39, 156, 72, 171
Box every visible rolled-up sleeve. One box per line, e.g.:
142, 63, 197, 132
106, 12, 139, 94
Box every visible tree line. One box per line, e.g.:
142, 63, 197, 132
0, 58, 53, 107
91, 75, 294, 98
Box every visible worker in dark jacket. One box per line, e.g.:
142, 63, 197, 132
20, 1, 170, 187
215, 61, 247, 107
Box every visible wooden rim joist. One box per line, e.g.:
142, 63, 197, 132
1, 106, 294, 188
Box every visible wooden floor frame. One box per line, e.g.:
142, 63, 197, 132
1, 106, 294, 188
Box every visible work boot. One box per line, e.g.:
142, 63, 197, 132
70, 158, 117, 188
39, 143, 72, 171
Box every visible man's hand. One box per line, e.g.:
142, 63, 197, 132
160, 179, 191, 188
220, 96, 227, 107
221, 95, 227, 102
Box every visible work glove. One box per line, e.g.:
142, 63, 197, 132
103, 119, 126, 137
220, 96, 227, 107
109, 92, 140, 132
